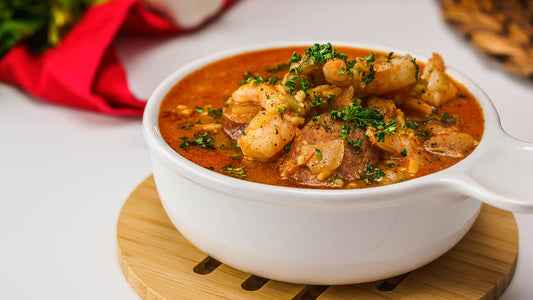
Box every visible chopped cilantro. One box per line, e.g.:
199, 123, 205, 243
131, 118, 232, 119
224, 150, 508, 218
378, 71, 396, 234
304, 43, 347, 65
412, 58, 419, 80
267, 63, 290, 73
179, 132, 215, 150
222, 165, 247, 179
440, 112, 453, 122
365, 52, 375, 66
405, 121, 419, 129
207, 107, 222, 118
267, 76, 279, 84
329, 173, 340, 183
361, 64, 376, 84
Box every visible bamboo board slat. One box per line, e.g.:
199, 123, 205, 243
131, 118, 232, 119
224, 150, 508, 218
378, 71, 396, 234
116, 175, 518, 299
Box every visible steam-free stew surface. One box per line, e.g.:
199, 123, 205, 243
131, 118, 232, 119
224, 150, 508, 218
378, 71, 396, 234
159, 46, 483, 188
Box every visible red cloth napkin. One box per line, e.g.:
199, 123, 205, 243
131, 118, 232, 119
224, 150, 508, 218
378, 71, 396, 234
0, 0, 232, 116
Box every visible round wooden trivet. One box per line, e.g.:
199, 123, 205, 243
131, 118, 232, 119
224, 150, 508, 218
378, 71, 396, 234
439, 0, 533, 79
117, 176, 518, 299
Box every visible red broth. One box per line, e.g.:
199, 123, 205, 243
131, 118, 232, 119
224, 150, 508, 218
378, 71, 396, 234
159, 46, 484, 188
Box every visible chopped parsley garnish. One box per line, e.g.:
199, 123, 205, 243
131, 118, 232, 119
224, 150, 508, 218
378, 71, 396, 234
284, 143, 292, 150
457, 93, 467, 98
311, 115, 321, 122
267, 63, 290, 73
400, 149, 408, 156
387, 52, 394, 60
365, 52, 375, 66
206, 166, 215, 170
417, 130, 431, 138
222, 165, 247, 179
331, 103, 397, 142
366, 163, 385, 180
207, 107, 222, 118
387, 163, 395, 168
179, 132, 215, 150
240, 76, 264, 85
315, 148, 323, 158
229, 155, 241, 161
289, 52, 302, 64
305, 43, 347, 65
329, 173, 340, 182
195, 107, 203, 113
267, 76, 279, 84
274, 124, 279, 134
300, 78, 311, 93
405, 121, 419, 129
440, 112, 453, 122
412, 58, 419, 80
180, 122, 193, 130
348, 137, 364, 149
373, 120, 398, 143
278, 106, 287, 120
284, 77, 298, 94
361, 64, 376, 84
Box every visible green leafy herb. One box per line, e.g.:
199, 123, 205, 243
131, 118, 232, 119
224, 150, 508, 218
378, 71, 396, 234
284, 143, 292, 150
267, 76, 279, 84
267, 63, 290, 73
311, 115, 321, 122
387, 163, 395, 168
315, 148, 323, 158
412, 58, 419, 80
400, 149, 408, 156
440, 112, 453, 122
222, 165, 247, 179
361, 64, 376, 84
329, 173, 340, 182
207, 107, 222, 118
179, 132, 215, 150
229, 155, 241, 161
387, 52, 394, 60
405, 121, 419, 129
195, 107, 203, 113
457, 93, 467, 98
304, 43, 347, 65
180, 122, 193, 130
365, 52, 375, 66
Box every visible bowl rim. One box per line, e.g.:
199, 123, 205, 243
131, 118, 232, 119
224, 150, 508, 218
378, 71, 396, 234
143, 41, 502, 208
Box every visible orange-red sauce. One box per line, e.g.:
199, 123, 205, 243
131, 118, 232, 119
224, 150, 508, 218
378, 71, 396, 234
159, 46, 484, 188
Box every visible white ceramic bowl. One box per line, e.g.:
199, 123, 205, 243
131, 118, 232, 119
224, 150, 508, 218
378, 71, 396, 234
143, 42, 533, 285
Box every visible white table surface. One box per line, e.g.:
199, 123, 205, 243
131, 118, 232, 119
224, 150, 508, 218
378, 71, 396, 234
1, 0, 532, 299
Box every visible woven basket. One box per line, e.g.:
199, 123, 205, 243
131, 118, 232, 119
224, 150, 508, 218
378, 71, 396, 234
439, 0, 533, 79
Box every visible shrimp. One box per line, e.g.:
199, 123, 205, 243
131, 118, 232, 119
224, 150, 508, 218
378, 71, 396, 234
418, 53, 458, 107
354, 54, 418, 95
323, 58, 353, 87
237, 108, 298, 161
422, 122, 478, 157
365, 98, 423, 175
223, 81, 284, 124
223, 81, 285, 139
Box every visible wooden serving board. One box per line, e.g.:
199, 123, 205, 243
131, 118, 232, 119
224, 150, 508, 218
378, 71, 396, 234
117, 176, 518, 299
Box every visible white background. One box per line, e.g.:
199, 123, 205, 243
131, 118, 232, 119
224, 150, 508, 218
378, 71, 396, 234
1, 0, 532, 298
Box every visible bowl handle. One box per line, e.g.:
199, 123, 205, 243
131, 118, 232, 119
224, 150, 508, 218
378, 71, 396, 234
454, 131, 533, 213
